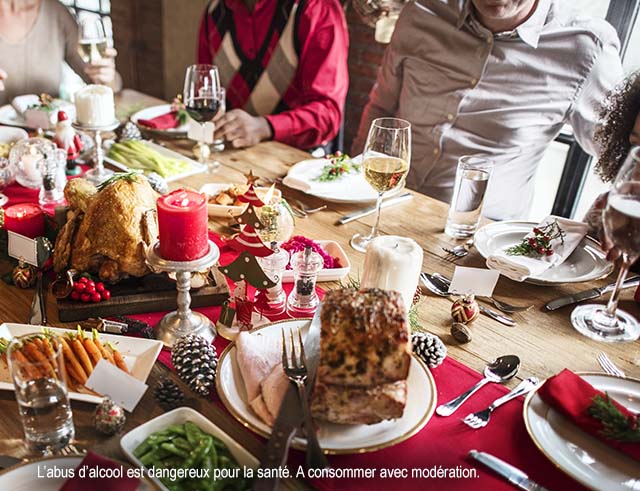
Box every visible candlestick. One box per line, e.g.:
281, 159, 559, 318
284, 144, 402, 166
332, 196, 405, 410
71, 120, 119, 185
157, 189, 209, 261
360, 235, 423, 312
287, 246, 323, 317
145, 240, 220, 347
3, 203, 45, 238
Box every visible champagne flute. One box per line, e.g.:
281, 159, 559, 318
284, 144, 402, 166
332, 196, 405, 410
78, 15, 108, 63
183, 64, 222, 171
350, 117, 411, 252
571, 145, 640, 342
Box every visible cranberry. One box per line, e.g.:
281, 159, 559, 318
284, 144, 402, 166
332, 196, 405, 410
78, 277, 89, 284
80, 293, 91, 303
70, 291, 81, 301
96, 282, 105, 293
85, 284, 96, 294
545, 249, 554, 256
101, 290, 111, 301
91, 292, 102, 303
74, 282, 86, 292
533, 227, 541, 234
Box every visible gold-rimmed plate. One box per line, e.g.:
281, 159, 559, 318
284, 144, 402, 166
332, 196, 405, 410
523, 372, 640, 491
0, 455, 157, 489
216, 318, 437, 454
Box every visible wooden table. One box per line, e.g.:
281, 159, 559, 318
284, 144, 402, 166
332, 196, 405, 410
0, 89, 638, 474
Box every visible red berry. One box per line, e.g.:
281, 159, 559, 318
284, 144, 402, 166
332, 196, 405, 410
546, 249, 554, 256
100, 290, 111, 301
85, 284, 96, 294
528, 238, 536, 246
533, 228, 541, 234
80, 293, 91, 303
79, 277, 89, 284
96, 282, 105, 292
335, 150, 342, 157
70, 291, 81, 301
91, 292, 102, 303
86, 280, 95, 288
74, 282, 86, 292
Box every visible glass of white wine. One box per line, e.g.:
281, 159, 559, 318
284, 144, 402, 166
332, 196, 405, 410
78, 15, 108, 64
571, 145, 640, 342
350, 117, 411, 252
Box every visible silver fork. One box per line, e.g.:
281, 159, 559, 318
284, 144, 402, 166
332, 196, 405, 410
463, 377, 539, 429
597, 352, 626, 378
281, 328, 329, 470
442, 238, 475, 261
291, 199, 327, 215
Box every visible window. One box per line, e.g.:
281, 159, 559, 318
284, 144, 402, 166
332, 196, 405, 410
59, 0, 112, 40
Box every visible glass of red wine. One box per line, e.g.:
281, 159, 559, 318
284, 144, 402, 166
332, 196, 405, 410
183, 64, 222, 171
571, 145, 640, 342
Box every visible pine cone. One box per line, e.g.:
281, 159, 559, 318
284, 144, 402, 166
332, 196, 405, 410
171, 334, 218, 396
412, 332, 447, 368
116, 121, 142, 142
153, 379, 185, 409
145, 172, 169, 195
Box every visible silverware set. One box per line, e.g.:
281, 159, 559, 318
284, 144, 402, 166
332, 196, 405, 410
597, 352, 626, 378
442, 238, 475, 261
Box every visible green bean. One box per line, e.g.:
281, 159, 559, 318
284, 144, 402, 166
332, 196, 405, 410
183, 436, 212, 469
185, 421, 202, 446
160, 442, 190, 459
133, 440, 153, 458
173, 437, 192, 451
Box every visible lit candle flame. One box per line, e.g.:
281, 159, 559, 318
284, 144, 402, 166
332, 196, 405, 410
263, 184, 276, 205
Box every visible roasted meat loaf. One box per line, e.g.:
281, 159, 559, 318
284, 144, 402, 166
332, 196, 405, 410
316, 288, 411, 387
311, 288, 412, 424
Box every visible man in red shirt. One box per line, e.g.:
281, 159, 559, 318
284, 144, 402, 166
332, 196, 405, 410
197, 0, 349, 151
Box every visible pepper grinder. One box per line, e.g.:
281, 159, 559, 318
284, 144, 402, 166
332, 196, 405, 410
287, 246, 323, 317
257, 242, 289, 315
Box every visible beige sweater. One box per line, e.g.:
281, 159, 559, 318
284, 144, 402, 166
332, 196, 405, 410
0, 0, 89, 105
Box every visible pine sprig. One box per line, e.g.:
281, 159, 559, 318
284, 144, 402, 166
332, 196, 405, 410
588, 393, 640, 443
96, 170, 143, 191
506, 219, 566, 258
314, 153, 360, 182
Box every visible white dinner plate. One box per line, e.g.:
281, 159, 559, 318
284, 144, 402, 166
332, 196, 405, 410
216, 318, 437, 454
121, 407, 258, 491
130, 104, 187, 138
0, 456, 156, 490
0, 323, 163, 404
0, 105, 25, 128
283, 156, 405, 204
0, 125, 28, 145
104, 140, 207, 183
524, 373, 640, 491
474, 221, 613, 285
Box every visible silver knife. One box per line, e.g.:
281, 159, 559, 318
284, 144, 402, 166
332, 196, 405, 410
254, 306, 325, 491
336, 192, 413, 225
469, 450, 549, 491
545, 275, 640, 311
429, 273, 516, 327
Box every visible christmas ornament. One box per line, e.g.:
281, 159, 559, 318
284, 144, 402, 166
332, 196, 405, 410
154, 379, 185, 410
451, 322, 472, 343
218, 251, 276, 290
171, 334, 218, 396
12, 262, 36, 288
235, 203, 266, 229
232, 280, 254, 329
226, 224, 274, 257
145, 172, 169, 195
94, 397, 126, 435
451, 295, 479, 324
116, 121, 143, 142
237, 184, 266, 207
53, 110, 83, 176
244, 169, 260, 186
412, 332, 447, 368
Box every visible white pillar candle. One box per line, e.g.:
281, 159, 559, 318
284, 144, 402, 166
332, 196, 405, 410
75, 84, 115, 126
361, 236, 423, 312
21, 152, 43, 182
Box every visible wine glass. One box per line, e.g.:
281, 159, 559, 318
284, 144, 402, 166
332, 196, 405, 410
350, 118, 411, 252
78, 15, 108, 63
571, 145, 640, 342
183, 64, 222, 171
0, 157, 14, 208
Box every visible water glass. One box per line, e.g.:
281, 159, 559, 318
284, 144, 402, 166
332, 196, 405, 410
212, 88, 226, 153
444, 156, 494, 238
7, 333, 75, 453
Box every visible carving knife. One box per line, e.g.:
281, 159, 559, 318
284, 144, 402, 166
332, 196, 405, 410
544, 275, 640, 311
469, 450, 549, 491
253, 306, 326, 491
336, 192, 413, 225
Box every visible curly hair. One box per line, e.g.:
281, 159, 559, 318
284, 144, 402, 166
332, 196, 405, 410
594, 70, 640, 183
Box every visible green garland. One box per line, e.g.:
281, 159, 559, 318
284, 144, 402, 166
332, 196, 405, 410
588, 393, 640, 443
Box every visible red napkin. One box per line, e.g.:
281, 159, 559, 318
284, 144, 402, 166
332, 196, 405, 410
60, 451, 140, 491
537, 369, 640, 461
137, 111, 180, 129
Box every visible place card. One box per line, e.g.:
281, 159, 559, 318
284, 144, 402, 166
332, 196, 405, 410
85, 359, 148, 412
449, 266, 499, 297
7, 231, 38, 266
187, 119, 215, 144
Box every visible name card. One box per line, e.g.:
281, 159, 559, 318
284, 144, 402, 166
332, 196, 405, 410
7, 231, 38, 266
85, 359, 148, 412
187, 119, 215, 144
449, 266, 500, 297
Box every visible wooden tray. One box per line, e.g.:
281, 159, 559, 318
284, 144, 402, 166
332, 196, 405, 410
57, 269, 229, 322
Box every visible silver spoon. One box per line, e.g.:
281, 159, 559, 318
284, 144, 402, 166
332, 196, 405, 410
436, 355, 521, 416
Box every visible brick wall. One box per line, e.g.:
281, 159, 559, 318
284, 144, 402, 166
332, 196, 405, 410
344, 8, 388, 151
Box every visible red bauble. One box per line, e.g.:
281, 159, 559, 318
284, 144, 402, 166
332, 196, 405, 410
451, 295, 479, 324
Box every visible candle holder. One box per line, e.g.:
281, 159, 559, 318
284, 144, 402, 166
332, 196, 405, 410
145, 240, 220, 347
9, 137, 56, 189
72, 120, 119, 185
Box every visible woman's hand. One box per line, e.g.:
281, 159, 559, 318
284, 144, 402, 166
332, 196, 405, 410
0, 68, 7, 91
84, 47, 117, 85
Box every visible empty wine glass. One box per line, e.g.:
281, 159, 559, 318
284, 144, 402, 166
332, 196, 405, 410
183, 64, 222, 170
350, 118, 411, 252
571, 145, 640, 342
78, 15, 108, 63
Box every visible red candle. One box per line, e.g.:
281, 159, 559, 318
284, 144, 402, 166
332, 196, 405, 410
157, 189, 209, 261
3, 203, 45, 239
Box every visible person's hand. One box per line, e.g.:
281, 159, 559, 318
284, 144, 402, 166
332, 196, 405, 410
0, 68, 7, 91
214, 109, 272, 148
84, 47, 117, 85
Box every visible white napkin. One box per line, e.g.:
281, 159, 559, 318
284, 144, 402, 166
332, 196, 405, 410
11, 94, 39, 115
486, 216, 589, 282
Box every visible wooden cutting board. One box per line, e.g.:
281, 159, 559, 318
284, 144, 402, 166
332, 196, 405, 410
57, 269, 230, 322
